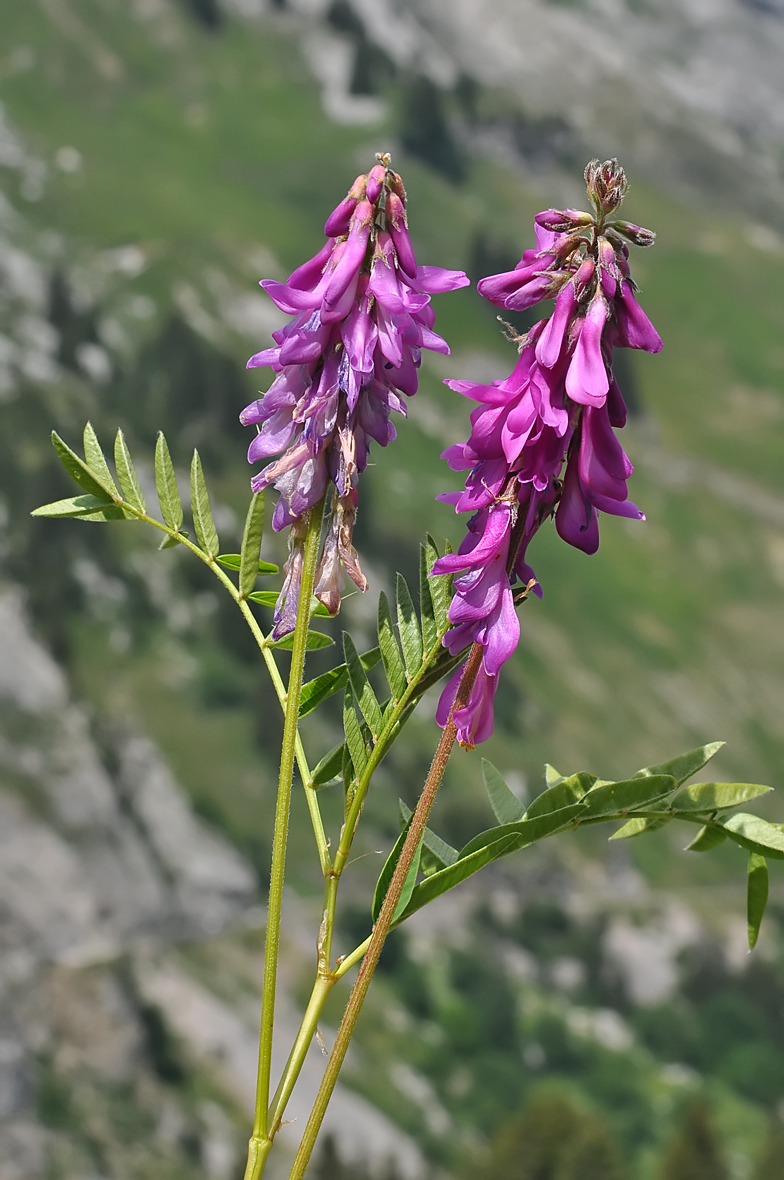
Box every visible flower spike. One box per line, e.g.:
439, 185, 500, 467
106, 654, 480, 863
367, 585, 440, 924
437, 159, 660, 746
242, 156, 469, 635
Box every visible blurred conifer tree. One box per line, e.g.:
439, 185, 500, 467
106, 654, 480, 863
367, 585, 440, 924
754, 1121, 784, 1179
660, 1103, 728, 1180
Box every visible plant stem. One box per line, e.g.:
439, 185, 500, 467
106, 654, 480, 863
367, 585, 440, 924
245, 498, 325, 1180
267, 973, 335, 1134
286, 642, 484, 1180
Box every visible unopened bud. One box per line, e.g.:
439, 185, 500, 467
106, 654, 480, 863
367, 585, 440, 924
535, 208, 595, 233
612, 220, 656, 248
387, 170, 406, 200
366, 163, 387, 205
350, 198, 375, 230
584, 158, 628, 216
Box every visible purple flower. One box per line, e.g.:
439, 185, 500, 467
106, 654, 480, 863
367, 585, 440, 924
435, 159, 659, 744
242, 155, 469, 634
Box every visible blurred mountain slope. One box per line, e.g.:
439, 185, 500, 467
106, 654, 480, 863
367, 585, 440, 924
332, 0, 784, 224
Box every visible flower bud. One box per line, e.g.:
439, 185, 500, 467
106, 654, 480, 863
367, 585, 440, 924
365, 163, 387, 205
612, 220, 656, 248
585, 158, 628, 216
535, 208, 595, 233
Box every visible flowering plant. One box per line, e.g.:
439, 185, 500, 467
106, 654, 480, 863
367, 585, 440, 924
33, 158, 782, 1180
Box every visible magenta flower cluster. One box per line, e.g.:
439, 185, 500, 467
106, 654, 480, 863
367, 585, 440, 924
241, 156, 468, 637
434, 160, 662, 747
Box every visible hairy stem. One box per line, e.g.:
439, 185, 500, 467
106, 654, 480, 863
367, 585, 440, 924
286, 642, 484, 1180
245, 499, 325, 1179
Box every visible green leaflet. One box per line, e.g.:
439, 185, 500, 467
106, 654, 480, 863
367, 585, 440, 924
482, 759, 525, 824
685, 825, 728, 852
372, 817, 423, 924
670, 782, 772, 812
610, 814, 673, 840
396, 573, 422, 680
83, 423, 119, 498
218, 554, 279, 575
719, 813, 784, 860
580, 774, 676, 819
114, 430, 147, 514
154, 432, 183, 532
634, 741, 724, 786
397, 834, 522, 924
51, 431, 116, 499
299, 647, 381, 719
399, 799, 458, 872
270, 630, 334, 651
395, 802, 586, 924
343, 633, 383, 737
159, 529, 189, 549
343, 689, 368, 779
747, 852, 769, 950
545, 764, 566, 788
248, 590, 279, 607
311, 742, 345, 786
425, 534, 451, 637
190, 450, 219, 558
458, 802, 587, 860
377, 592, 407, 703
239, 492, 266, 598
419, 543, 438, 652
525, 773, 593, 819
32, 494, 117, 519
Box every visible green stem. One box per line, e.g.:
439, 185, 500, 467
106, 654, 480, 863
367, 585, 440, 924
267, 973, 336, 1135
286, 643, 484, 1180
241, 638, 457, 1156
245, 498, 325, 1179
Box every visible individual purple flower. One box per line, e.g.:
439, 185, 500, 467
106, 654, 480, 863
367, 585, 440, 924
435, 159, 660, 745
242, 155, 469, 635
